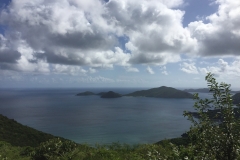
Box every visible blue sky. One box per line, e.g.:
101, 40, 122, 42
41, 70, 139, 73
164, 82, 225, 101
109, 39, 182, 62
0, 0, 240, 89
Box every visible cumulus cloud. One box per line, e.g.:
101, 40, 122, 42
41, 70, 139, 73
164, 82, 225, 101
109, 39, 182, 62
199, 58, 240, 78
0, 0, 126, 71
0, 0, 198, 76
78, 76, 115, 83
52, 64, 87, 75
1, 0, 239, 81
146, 66, 155, 74
180, 62, 199, 74
188, 0, 240, 56
0, 49, 21, 63
0, 34, 21, 64
109, 0, 196, 65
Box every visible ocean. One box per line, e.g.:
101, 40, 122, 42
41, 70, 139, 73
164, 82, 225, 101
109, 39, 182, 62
0, 88, 212, 145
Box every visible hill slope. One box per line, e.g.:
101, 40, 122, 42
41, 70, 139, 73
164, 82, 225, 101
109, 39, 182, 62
101, 91, 122, 98
184, 88, 210, 93
125, 86, 194, 98
233, 93, 240, 104
0, 114, 57, 147
76, 91, 95, 96
184, 88, 240, 93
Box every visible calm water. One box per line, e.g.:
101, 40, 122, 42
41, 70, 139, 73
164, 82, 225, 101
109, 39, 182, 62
0, 88, 212, 145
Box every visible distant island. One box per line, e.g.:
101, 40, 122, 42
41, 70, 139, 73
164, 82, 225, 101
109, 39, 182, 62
96, 92, 107, 96
76, 86, 194, 99
184, 88, 240, 93
101, 91, 122, 98
125, 86, 194, 99
184, 88, 210, 93
76, 91, 122, 98
76, 91, 95, 96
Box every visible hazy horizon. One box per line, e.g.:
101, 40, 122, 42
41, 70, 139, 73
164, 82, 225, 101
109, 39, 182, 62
0, 0, 239, 89
1, 86, 240, 91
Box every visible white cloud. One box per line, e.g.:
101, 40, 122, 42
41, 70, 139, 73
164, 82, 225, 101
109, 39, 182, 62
52, 64, 87, 75
198, 67, 208, 74
188, 0, 240, 56
198, 58, 240, 78
180, 62, 199, 74
0, 0, 126, 68
146, 66, 155, 74
0, 0, 197, 74
113, 0, 196, 65
0, 0, 239, 88
89, 68, 97, 74
158, 0, 184, 8
162, 70, 168, 75
125, 66, 139, 72
78, 76, 115, 83
160, 65, 168, 75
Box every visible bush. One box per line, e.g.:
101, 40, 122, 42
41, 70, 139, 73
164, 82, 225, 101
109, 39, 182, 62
184, 73, 240, 159
29, 138, 77, 160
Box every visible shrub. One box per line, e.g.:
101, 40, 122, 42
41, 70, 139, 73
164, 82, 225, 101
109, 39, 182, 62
29, 138, 77, 160
184, 73, 240, 159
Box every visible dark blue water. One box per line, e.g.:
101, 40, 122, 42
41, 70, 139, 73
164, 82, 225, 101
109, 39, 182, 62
0, 88, 212, 145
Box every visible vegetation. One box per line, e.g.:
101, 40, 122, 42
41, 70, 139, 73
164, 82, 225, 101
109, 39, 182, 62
0, 114, 56, 147
1, 73, 240, 159
183, 73, 240, 159
189, 108, 240, 121
0, 141, 30, 160
75, 91, 123, 98
125, 86, 194, 98
0, 139, 191, 160
101, 91, 122, 98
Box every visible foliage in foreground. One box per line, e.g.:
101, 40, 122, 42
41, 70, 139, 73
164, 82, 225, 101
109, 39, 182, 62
1, 139, 188, 160
0, 141, 30, 160
0, 114, 56, 147
183, 73, 240, 159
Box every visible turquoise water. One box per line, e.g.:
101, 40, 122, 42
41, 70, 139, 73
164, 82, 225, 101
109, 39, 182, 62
0, 88, 211, 145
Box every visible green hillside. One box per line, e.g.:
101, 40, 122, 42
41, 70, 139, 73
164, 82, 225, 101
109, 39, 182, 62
0, 114, 56, 147
125, 86, 194, 98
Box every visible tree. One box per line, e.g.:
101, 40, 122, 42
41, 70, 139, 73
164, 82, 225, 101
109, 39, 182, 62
184, 73, 240, 159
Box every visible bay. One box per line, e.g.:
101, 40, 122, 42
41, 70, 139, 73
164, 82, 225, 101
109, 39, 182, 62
0, 88, 212, 145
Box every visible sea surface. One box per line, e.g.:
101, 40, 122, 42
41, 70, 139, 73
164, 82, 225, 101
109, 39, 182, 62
0, 88, 213, 145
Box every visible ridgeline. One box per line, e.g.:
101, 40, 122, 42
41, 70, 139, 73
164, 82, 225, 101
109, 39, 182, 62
125, 86, 194, 98
0, 114, 56, 147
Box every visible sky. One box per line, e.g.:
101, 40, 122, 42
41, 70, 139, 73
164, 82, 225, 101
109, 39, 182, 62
0, 0, 239, 89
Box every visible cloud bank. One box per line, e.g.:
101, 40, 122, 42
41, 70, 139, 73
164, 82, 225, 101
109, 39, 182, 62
0, 0, 239, 77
